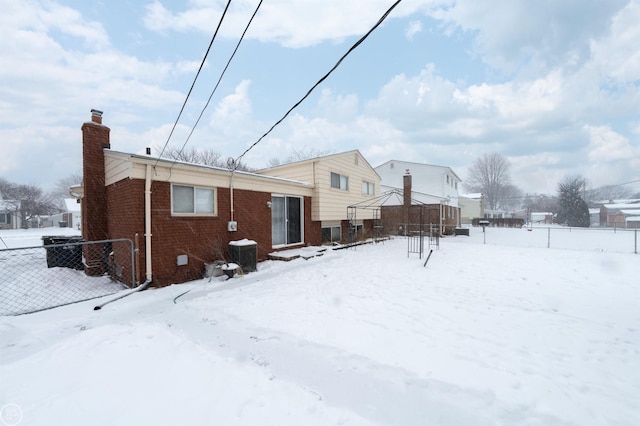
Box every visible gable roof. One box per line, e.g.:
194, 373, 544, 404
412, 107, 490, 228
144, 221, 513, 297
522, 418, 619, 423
375, 159, 462, 183
63, 198, 81, 212
0, 200, 19, 211
257, 149, 380, 179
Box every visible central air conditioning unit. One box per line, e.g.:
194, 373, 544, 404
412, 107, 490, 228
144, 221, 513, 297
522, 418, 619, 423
227, 221, 238, 232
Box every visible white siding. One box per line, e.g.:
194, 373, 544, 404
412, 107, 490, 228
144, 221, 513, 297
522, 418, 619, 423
257, 151, 381, 222
375, 160, 461, 207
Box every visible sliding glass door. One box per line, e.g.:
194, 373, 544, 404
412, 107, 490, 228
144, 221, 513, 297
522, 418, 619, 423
272, 195, 302, 246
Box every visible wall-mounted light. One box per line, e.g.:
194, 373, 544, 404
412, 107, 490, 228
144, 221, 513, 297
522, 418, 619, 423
266, 201, 272, 208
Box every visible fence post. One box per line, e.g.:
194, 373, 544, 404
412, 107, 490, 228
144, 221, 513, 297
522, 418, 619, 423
635, 229, 637, 254
547, 227, 551, 248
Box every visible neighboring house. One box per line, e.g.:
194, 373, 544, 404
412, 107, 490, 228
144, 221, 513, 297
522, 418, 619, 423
256, 150, 382, 244
625, 214, 640, 229
79, 110, 379, 286
459, 193, 484, 225
483, 209, 509, 219
531, 212, 554, 224
375, 160, 461, 207
374, 161, 462, 235
381, 170, 460, 235
45, 198, 81, 229
600, 202, 640, 228
589, 208, 600, 227
0, 200, 20, 230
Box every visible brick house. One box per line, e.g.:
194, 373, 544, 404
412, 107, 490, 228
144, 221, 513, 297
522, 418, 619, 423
79, 110, 381, 286
375, 161, 462, 235
599, 202, 640, 228
81, 110, 323, 286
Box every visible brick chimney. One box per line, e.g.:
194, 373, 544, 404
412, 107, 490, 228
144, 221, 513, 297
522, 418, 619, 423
403, 169, 412, 208
81, 109, 110, 275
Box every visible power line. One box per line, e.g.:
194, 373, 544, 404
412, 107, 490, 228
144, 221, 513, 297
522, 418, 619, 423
169, 0, 264, 172
154, 0, 233, 168
232, 0, 403, 168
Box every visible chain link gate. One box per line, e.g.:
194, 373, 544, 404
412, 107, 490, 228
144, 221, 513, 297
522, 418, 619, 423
0, 238, 137, 316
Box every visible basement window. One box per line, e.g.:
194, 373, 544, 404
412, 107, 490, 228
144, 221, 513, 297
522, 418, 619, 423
322, 225, 341, 243
172, 184, 215, 215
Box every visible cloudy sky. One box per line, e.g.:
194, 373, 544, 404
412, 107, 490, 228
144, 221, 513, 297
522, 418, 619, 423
1, 0, 639, 196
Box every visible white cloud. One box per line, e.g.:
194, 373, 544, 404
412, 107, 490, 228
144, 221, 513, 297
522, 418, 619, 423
405, 20, 423, 40
143, 0, 428, 47
454, 70, 562, 119
585, 125, 635, 162
317, 89, 359, 122
589, 0, 640, 82
430, 0, 628, 74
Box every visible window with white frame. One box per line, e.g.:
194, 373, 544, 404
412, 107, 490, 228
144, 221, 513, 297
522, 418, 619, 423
330, 172, 348, 190
362, 181, 375, 195
0, 212, 9, 224
172, 184, 215, 215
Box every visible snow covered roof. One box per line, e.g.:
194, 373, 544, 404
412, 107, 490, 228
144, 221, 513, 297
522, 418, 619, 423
0, 200, 18, 211
604, 203, 640, 210
460, 193, 482, 199
63, 198, 81, 212
109, 150, 314, 188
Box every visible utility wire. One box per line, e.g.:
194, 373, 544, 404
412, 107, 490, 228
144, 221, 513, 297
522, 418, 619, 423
170, 0, 263, 172
154, 0, 232, 168
233, 0, 403, 168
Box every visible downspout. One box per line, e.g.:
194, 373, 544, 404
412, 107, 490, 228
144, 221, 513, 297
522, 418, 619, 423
230, 168, 236, 222
144, 164, 153, 282
92, 163, 153, 310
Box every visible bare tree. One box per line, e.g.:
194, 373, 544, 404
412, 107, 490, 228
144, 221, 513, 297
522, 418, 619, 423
465, 153, 520, 210
522, 193, 559, 213
584, 184, 631, 204
500, 184, 524, 210
157, 145, 253, 171
49, 173, 83, 204
268, 157, 282, 167
0, 179, 58, 228
268, 148, 331, 167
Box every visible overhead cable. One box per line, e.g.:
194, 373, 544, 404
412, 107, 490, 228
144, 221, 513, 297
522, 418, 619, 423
154, 0, 232, 168
233, 0, 403, 168
169, 0, 264, 172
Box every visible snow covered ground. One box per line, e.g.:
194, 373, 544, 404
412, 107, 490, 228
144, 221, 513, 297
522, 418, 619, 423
1, 227, 639, 425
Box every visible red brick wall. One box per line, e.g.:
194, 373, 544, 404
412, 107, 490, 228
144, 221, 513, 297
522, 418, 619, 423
106, 178, 145, 286
81, 115, 110, 275
304, 197, 322, 246
103, 178, 317, 286
82, 111, 319, 286
381, 204, 443, 235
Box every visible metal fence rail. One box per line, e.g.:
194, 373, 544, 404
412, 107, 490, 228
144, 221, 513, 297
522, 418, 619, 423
0, 238, 136, 316
464, 226, 638, 254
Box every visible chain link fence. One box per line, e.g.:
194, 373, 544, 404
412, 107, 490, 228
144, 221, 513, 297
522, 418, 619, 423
0, 238, 136, 316
458, 226, 639, 254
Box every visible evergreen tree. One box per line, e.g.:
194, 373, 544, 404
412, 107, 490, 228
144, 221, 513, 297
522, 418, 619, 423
557, 175, 590, 227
